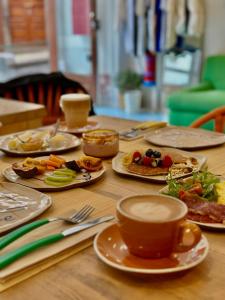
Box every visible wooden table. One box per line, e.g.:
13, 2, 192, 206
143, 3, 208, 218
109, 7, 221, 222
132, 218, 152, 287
1, 115, 225, 300
0, 98, 46, 135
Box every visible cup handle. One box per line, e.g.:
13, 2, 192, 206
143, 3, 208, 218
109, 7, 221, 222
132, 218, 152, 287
174, 221, 202, 253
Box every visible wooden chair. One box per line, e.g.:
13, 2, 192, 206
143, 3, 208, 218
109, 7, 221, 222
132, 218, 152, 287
0, 72, 95, 125
190, 106, 225, 132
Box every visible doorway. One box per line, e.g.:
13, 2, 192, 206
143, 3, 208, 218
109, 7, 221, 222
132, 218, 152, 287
46, 0, 97, 99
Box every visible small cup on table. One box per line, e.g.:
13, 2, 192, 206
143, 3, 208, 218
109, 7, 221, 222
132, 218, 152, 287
116, 194, 202, 259
60, 93, 91, 128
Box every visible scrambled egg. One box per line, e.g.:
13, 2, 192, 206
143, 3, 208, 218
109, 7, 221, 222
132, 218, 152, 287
215, 182, 225, 205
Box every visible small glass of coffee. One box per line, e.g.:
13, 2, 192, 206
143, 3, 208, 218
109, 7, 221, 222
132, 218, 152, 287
60, 93, 91, 128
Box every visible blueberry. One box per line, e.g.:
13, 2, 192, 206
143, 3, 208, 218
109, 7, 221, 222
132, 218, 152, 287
145, 149, 154, 157
157, 159, 163, 167
152, 151, 161, 158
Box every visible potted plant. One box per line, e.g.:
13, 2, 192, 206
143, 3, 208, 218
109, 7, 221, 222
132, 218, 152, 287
115, 69, 142, 113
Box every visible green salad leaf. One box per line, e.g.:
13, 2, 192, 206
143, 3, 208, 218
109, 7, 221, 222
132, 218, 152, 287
164, 171, 220, 202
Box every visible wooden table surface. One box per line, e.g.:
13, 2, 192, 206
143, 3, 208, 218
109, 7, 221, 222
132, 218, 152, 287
0, 98, 46, 135
1, 115, 225, 300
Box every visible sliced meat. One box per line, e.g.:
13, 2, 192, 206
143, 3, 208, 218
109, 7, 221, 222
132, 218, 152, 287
179, 191, 225, 223
187, 212, 216, 223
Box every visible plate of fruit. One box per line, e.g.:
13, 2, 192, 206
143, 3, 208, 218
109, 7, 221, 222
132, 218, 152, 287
160, 171, 225, 229
2, 154, 105, 192
0, 129, 81, 156
112, 148, 206, 183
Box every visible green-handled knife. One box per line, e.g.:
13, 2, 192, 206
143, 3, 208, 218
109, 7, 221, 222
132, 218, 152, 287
0, 215, 114, 269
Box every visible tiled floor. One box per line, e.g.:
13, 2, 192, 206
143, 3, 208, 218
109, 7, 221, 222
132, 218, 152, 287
94, 106, 168, 122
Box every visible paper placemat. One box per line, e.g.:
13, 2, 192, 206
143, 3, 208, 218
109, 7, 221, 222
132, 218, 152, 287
0, 188, 116, 291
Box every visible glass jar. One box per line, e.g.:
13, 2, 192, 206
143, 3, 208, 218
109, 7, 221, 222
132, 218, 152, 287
82, 129, 119, 158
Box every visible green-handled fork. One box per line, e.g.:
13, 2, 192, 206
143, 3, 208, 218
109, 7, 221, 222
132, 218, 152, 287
0, 204, 94, 250
0, 215, 114, 269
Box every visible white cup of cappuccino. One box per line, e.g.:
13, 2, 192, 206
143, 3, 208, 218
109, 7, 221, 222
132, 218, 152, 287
60, 93, 91, 128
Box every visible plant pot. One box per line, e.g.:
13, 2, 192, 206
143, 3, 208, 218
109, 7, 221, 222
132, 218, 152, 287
124, 90, 142, 114
118, 92, 125, 109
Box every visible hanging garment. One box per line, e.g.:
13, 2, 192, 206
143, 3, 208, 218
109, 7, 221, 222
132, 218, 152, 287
162, 0, 177, 50
125, 0, 135, 54
114, 0, 126, 30
158, 0, 167, 51
147, 0, 156, 53
136, 0, 146, 56
136, 0, 145, 16
176, 0, 186, 35
143, 51, 156, 85
187, 0, 204, 37
155, 0, 162, 52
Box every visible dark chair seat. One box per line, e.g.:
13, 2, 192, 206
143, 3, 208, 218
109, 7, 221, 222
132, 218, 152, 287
0, 72, 95, 125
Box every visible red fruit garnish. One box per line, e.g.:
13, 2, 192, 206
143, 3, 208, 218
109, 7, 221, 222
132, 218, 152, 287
132, 151, 142, 163
178, 190, 186, 200
162, 155, 173, 168
142, 156, 152, 166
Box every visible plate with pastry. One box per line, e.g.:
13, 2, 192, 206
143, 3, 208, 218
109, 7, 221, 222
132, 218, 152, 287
0, 129, 81, 156
112, 147, 206, 183
2, 154, 105, 192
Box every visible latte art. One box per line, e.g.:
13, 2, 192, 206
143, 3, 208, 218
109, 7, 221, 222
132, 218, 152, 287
120, 195, 186, 222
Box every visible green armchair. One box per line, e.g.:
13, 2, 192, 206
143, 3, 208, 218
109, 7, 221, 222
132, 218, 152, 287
166, 55, 225, 130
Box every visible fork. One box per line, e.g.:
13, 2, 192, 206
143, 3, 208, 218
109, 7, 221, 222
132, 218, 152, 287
0, 205, 94, 250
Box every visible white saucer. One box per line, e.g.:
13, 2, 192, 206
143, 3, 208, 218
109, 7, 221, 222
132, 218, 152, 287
58, 120, 99, 135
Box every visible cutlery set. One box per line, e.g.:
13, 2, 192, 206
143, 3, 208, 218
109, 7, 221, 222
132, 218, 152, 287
0, 204, 114, 269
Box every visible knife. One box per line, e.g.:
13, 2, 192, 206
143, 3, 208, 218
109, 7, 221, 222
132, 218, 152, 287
0, 215, 114, 269
119, 121, 167, 138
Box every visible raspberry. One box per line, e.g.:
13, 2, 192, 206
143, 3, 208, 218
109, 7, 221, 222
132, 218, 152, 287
162, 155, 173, 168
142, 156, 152, 166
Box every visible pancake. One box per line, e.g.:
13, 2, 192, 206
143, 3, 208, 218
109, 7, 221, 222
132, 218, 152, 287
127, 163, 169, 176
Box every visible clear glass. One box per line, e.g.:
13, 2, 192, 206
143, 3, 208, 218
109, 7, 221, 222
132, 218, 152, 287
82, 129, 119, 158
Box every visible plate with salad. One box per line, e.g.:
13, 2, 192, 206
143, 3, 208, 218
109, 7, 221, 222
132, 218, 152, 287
160, 171, 225, 229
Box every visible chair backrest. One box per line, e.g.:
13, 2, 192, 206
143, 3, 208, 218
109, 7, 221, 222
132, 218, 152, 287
0, 72, 95, 125
190, 106, 225, 132
202, 55, 225, 90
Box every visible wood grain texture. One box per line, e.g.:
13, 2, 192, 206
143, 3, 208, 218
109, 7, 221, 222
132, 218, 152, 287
0, 115, 225, 299
0, 98, 46, 135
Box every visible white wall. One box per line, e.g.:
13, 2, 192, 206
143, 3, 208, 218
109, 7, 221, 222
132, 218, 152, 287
204, 0, 225, 57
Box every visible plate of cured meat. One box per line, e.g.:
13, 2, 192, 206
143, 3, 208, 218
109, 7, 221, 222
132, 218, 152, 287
160, 171, 225, 229
112, 147, 206, 183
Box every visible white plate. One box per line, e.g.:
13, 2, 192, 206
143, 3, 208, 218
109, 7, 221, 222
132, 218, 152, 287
160, 185, 225, 230
145, 127, 225, 150
94, 224, 209, 274
2, 165, 105, 192
58, 120, 99, 135
112, 148, 207, 183
0, 131, 81, 157
0, 182, 52, 234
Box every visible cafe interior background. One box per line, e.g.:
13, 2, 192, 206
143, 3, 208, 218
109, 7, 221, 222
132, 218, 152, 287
0, 0, 224, 124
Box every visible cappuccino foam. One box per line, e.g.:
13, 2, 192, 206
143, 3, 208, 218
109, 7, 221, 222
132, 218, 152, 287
120, 195, 185, 222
